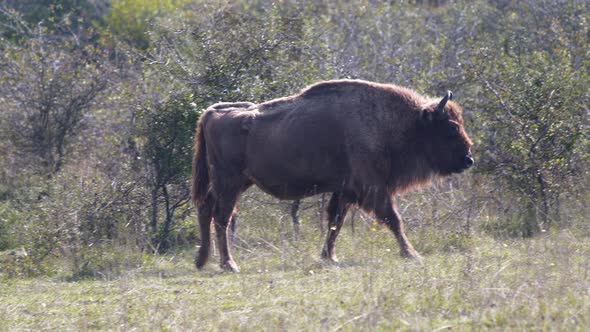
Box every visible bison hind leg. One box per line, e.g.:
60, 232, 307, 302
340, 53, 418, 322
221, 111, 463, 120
400, 247, 422, 260
195, 194, 214, 269
213, 184, 247, 273
221, 258, 240, 272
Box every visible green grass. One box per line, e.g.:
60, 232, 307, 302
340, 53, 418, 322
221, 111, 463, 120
1, 225, 589, 331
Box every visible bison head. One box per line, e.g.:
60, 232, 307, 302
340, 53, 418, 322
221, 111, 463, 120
419, 91, 474, 175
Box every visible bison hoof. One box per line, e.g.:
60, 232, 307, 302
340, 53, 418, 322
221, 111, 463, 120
195, 256, 208, 270
320, 250, 339, 263
221, 260, 240, 272
401, 250, 422, 260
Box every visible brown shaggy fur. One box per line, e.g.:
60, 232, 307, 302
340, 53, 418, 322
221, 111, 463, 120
192, 80, 473, 272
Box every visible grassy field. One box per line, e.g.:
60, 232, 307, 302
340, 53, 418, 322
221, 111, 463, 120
1, 221, 589, 331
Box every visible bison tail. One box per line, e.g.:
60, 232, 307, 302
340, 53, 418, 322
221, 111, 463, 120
192, 111, 211, 206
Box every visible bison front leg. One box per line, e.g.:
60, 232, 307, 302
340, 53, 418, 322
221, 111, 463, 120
321, 192, 351, 263
375, 196, 421, 259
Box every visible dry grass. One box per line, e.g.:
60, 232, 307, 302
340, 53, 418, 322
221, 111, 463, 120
1, 220, 589, 331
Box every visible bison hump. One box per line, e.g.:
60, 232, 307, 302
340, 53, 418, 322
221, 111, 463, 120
300, 81, 344, 98
209, 101, 255, 111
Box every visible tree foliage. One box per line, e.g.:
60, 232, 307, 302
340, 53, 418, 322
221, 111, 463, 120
0, 18, 109, 175
135, 93, 199, 251
466, 1, 590, 234
105, 0, 191, 49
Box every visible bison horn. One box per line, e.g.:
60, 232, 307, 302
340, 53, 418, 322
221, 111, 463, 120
436, 90, 453, 113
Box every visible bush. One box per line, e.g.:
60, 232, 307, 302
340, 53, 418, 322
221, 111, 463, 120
0, 165, 151, 278
0, 202, 20, 251
0, 17, 109, 175
134, 93, 199, 252
466, 4, 590, 233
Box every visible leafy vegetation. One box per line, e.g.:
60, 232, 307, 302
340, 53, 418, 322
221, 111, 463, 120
0, 0, 588, 330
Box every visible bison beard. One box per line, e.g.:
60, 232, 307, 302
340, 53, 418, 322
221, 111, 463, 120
192, 79, 473, 272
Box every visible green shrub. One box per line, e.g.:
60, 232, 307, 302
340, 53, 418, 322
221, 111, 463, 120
0, 202, 20, 251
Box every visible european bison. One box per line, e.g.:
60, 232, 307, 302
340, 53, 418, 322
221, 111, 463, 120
192, 79, 473, 272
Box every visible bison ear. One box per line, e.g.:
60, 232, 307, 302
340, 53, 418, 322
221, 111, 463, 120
435, 90, 453, 114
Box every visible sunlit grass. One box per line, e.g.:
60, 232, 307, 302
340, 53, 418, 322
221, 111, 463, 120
2, 222, 589, 331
